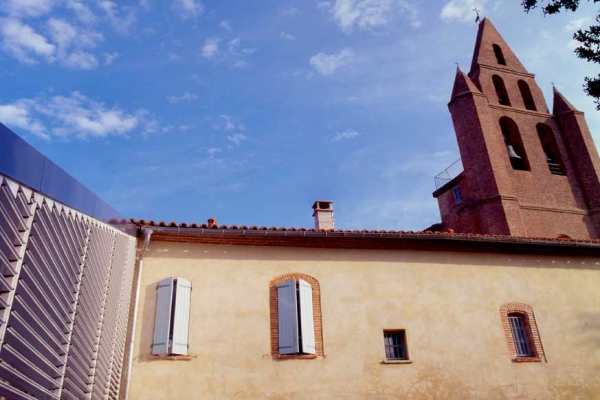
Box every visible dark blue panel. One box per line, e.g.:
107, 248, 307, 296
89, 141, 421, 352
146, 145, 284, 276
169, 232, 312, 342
0, 122, 134, 235
0, 123, 45, 191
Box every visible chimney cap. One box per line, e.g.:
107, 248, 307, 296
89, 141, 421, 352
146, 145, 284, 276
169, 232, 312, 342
312, 200, 333, 210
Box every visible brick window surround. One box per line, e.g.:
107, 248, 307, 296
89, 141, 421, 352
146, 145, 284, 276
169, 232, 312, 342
269, 273, 324, 358
499, 302, 546, 362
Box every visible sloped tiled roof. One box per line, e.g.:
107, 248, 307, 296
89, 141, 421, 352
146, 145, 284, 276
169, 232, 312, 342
129, 218, 600, 244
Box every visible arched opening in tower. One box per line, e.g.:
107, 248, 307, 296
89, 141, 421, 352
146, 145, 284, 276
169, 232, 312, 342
518, 80, 537, 111
536, 124, 565, 175
500, 117, 530, 171
492, 75, 511, 106
493, 44, 507, 65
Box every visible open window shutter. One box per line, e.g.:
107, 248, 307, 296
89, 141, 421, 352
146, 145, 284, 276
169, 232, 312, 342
298, 279, 316, 354
277, 279, 299, 354
152, 277, 174, 355
171, 277, 192, 355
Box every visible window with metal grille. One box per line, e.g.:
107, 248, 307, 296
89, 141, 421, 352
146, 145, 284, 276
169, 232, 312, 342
383, 330, 408, 360
508, 315, 532, 357
452, 186, 463, 204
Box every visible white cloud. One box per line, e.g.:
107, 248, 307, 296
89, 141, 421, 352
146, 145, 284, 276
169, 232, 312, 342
173, 0, 204, 18
564, 17, 589, 32
166, 92, 198, 104
227, 133, 247, 144
229, 37, 241, 50
201, 36, 253, 68
280, 31, 296, 40
3, 0, 55, 17
330, 0, 420, 31
48, 18, 102, 50
202, 37, 219, 59
103, 52, 119, 65
219, 115, 236, 131
309, 48, 355, 76
440, 0, 485, 23
63, 51, 98, 69
232, 59, 248, 69
333, 130, 360, 142
0, 102, 48, 139
219, 20, 232, 31
0, 92, 153, 139
318, 2, 331, 10
98, 0, 137, 33
67, 0, 96, 24
47, 18, 102, 69
0, 18, 55, 64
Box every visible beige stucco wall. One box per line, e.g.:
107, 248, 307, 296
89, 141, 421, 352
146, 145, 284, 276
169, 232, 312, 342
127, 241, 600, 399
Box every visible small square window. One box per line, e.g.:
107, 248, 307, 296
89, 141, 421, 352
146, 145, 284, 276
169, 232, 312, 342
452, 187, 463, 204
383, 330, 408, 361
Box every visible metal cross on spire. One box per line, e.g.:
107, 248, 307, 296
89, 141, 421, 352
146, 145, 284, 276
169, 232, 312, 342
473, 7, 481, 23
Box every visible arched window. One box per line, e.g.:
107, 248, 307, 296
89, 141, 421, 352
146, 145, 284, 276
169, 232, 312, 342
152, 277, 192, 356
518, 80, 537, 111
493, 44, 507, 65
500, 117, 530, 171
499, 303, 546, 362
270, 273, 323, 357
537, 124, 565, 175
492, 75, 511, 106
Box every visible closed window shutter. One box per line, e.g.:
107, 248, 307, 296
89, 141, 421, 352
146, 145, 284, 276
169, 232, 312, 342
152, 277, 174, 355
171, 277, 192, 355
298, 279, 316, 354
277, 278, 299, 354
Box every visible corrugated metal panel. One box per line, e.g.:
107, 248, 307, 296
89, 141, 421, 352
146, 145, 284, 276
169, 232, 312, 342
152, 278, 174, 355
277, 279, 299, 355
171, 277, 192, 355
0, 177, 36, 345
298, 279, 316, 354
0, 173, 136, 400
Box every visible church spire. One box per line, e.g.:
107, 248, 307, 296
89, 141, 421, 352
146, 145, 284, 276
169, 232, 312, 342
553, 86, 579, 114
469, 18, 528, 76
450, 66, 481, 100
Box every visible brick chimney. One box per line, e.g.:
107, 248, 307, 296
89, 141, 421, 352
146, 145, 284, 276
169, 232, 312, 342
312, 201, 334, 230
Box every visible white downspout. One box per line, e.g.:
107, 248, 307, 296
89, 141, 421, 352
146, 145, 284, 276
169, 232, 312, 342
123, 227, 153, 400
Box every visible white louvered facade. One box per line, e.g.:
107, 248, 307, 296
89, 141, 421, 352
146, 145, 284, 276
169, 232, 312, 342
0, 174, 136, 400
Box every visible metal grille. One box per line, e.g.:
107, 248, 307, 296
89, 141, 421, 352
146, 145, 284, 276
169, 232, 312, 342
508, 315, 532, 357
384, 331, 407, 360
434, 158, 463, 190
0, 174, 136, 400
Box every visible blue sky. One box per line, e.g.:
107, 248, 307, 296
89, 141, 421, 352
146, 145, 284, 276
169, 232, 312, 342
0, 0, 599, 230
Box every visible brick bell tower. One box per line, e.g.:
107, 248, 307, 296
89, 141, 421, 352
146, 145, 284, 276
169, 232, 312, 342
433, 18, 600, 239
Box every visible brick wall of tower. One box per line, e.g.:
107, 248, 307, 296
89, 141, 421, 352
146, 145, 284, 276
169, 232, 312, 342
435, 18, 600, 239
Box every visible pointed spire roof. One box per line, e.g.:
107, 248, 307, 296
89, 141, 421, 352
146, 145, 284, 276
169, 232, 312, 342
553, 86, 579, 114
451, 66, 481, 100
469, 18, 528, 75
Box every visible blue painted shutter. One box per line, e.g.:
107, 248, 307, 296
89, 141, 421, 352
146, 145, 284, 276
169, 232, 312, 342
152, 277, 174, 355
277, 279, 299, 354
298, 279, 316, 354
171, 277, 192, 355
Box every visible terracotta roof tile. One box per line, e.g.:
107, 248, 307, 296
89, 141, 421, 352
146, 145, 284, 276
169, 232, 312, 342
129, 218, 600, 244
